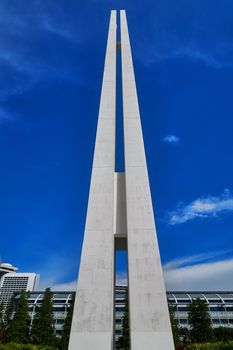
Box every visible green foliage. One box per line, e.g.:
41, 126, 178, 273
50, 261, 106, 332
59, 294, 75, 350
122, 288, 130, 350
0, 303, 4, 343
6, 292, 30, 343
4, 299, 14, 330
0, 299, 13, 343
188, 341, 233, 350
213, 327, 233, 342
30, 288, 56, 346
188, 299, 213, 343
179, 327, 191, 345
0, 343, 56, 350
168, 303, 181, 345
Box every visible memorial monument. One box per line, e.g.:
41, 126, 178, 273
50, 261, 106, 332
68, 10, 175, 350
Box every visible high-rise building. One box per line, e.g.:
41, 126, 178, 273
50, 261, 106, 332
69, 10, 174, 350
0, 262, 18, 280
0, 262, 39, 311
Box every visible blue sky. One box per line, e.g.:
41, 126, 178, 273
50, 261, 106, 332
0, 0, 233, 291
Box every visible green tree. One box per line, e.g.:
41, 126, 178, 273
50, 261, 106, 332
168, 303, 180, 346
0, 298, 14, 343
122, 288, 130, 350
188, 298, 213, 343
0, 303, 4, 343
31, 288, 55, 346
179, 327, 191, 345
59, 293, 75, 350
6, 291, 30, 343
4, 299, 14, 331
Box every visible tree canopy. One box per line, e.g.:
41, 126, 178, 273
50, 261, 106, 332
188, 298, 213, 343
31, 288, 55, 346
6, 292, 30, 343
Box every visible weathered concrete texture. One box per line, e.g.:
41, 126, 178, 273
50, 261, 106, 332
120, 10, 175, 350
114, 172, 127, 251
68, 11, 117, 350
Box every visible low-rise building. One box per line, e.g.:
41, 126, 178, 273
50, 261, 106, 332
13, 288, 233, 340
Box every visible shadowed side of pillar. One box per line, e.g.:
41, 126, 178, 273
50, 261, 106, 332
120, 10, 175, 350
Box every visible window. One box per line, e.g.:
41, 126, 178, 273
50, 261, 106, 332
53, 307, 65, 312
56, 319, 64, 324
221, 319, 228, 324
209, 306, 224, 312
115, 306, 125, 312
179, 320, 187, 325
178, 306, 188, 311
212, 319, 220, 324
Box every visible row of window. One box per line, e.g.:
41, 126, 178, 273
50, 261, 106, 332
178, 319, 233, 325
175, 306, 233, 312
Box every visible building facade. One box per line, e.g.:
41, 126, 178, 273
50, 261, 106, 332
0, 262, 39, 312
14, 288, 233, 342
168, 291, 233, 328
14, 291, 74, 337
14, 286, 126, 340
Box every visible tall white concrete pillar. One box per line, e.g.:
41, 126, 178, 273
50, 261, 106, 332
120, 10, 175, 350
68, 10, 117, 350
69, 9, 175, 350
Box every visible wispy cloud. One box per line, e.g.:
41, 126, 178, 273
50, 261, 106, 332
36, 253, 78, 291
163, 134, 180, 144
44, 251, 233, 291
0, 2, 81, 102
50, 280, 77, 292
163, 252, 233, 290
144, 45, 233, 70
0, 107, 17, 124
163, 251, 229, 270
40, 15, 78, 42
167, 189, 233, 225
172, 46, 233, 69
135, 9, 233, 70
116, 272, 127, 286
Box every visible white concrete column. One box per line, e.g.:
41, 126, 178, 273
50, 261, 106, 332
120, 10, 175, 350
68, 11, 117, 350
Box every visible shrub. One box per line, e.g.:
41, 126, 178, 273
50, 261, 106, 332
188, 341, 233, 350
0, 343, 56, 350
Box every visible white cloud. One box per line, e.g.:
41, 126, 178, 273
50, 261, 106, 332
163, 134, 180, 144
51, 280, 77, 291
163, 251, 228, 270
167, 189, 233, 225
163, 253, 233, 291
40, 251, 233, 292
39, 276, 76, 291
116, 272, 127, 286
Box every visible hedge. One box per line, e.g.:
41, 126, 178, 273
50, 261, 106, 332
188, 341, 233, 350
0, 344, 56, 350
